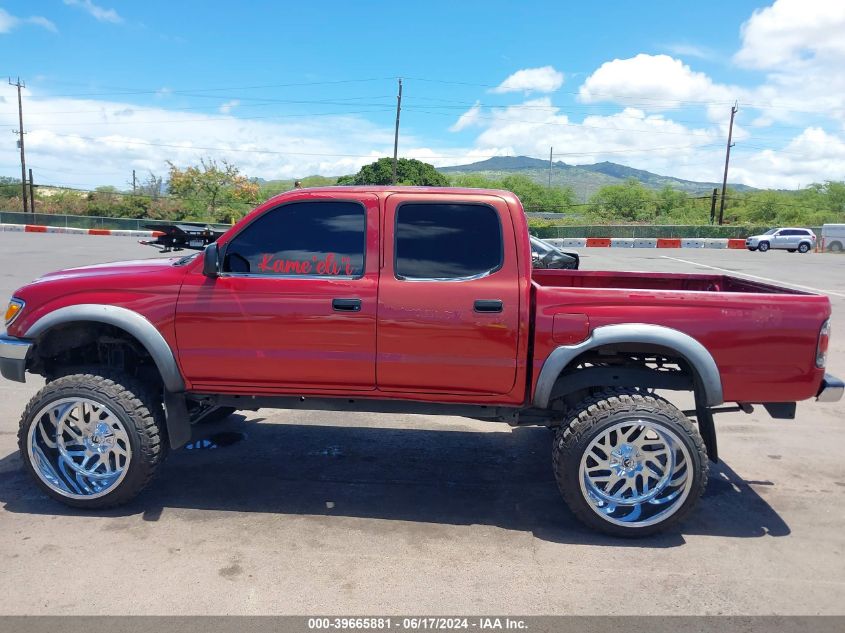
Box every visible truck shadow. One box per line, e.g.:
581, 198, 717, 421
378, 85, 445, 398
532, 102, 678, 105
0, 416, 790, 547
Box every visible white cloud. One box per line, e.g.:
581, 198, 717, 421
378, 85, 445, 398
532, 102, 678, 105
0, 8, 57, 33
734, 0, 845, 70
663, 43, 715, 61
449, 101, 482, 132
491, 66, 564, 94
219, 100, 240, 115
63, 0, 122, 24
731, 127, 845, 188
0, 84, 465, 188
579, 54, 739, 113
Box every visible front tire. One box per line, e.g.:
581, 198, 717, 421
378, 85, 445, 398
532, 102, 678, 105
18, 371, 166, 509
758, 241, 770, 252
552, 389, 708, 537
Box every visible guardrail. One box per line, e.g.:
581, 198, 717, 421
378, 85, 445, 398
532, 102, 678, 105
530, 224, 824, 239
0, 210, 229, 232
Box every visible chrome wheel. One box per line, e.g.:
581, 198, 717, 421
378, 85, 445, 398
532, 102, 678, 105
27, 397, 132, 500
579, 419, 693, 528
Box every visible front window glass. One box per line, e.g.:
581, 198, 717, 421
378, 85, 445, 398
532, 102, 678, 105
223, 201, 365, 276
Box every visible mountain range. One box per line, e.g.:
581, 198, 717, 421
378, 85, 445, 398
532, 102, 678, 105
438, 156, 755, 201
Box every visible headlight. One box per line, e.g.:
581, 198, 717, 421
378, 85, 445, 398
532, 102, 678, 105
4, 298, 24, 326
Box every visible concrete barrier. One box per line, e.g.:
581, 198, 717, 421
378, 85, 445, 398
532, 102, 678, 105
633, 238, 658, 248
561, 238, 586, 248
657, 238, 681, 248
704, 238, 728, 249
611, 238, 635, 248
682, 238, 705, 248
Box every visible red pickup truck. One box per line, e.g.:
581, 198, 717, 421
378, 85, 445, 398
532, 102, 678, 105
1, 187, 841, 536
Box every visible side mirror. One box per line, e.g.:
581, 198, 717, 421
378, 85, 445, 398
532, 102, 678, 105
203, 243, 220, 277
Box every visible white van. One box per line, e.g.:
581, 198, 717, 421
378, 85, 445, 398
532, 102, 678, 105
822, 224, 845, 252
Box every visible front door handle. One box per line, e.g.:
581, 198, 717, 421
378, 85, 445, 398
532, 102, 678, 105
332, 298, 362, 312
474, 299, 503, 313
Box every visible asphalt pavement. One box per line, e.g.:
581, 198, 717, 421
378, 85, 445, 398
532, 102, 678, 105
0, 233, 843, 615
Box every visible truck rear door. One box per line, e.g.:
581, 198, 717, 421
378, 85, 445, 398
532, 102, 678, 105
376, 193, 521, 395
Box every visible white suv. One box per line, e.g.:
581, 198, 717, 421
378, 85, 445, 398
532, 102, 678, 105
745, 228, 816, 253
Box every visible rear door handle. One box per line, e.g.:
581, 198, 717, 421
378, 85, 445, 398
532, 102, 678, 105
332, 298, 362, 312
474, 299, 503, 313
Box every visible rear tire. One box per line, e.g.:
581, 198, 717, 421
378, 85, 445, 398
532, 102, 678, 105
552, 389, 708, 537
829, 241, 843, 253
18, 370, 166, 509
798, 242, 811, 253
758, 241, 770, 252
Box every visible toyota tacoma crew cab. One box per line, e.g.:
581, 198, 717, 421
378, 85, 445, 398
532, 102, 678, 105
1, 187, 842, 536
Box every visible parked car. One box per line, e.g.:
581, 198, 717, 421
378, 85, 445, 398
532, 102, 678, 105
530, 235, 579, 270
745, 227, 816, 253
821, 223, 845, 253
1, 186, 842, 537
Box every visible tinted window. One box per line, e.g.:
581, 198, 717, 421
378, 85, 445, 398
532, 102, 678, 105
395, 203, 503, 279
223, 201, 365, 276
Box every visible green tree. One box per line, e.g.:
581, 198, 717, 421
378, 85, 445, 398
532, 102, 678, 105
167, 158, 259, 221
448, 173, 576, 213
588, 179, 656, 222
345, 158, 448, 186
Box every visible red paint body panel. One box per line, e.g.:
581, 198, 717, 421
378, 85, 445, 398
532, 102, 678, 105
531, 269, 830, 402
6, 186, 831, 409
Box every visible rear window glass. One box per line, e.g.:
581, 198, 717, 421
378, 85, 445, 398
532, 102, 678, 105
395, 203, 503, 279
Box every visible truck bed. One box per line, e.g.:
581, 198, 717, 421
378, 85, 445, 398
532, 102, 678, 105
532, 268, 809, 294
530, 268, 830, 404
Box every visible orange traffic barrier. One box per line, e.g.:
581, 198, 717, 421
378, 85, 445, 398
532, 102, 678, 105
88, 229, 111, 235
657, 238, 681, 248
727, 239, 746, 249
24, 225, 47, 233
586, 237, 611, 247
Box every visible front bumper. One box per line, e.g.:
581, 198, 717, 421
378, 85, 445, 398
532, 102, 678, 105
817, 373, 844, 403
0, 333, 31, 383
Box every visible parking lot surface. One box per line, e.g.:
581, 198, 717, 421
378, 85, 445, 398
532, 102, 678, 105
0, 233, 843, 615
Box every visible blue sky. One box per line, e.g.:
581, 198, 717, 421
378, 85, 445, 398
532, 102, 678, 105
2, 0, 844, 189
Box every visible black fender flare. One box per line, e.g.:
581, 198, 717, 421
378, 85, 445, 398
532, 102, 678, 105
25, 304, 191, 448
533, 323, 724, 408
25, 304, 186, 393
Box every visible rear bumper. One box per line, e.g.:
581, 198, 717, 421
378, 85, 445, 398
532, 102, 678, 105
817, 373, 844, 403
0, 333, 31, 383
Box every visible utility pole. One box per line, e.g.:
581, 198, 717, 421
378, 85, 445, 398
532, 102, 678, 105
548, 147, 553, 188
392, 78, 402, 185
28, 168, 35, 213
132, 169, 137, 194
9, 77, 28, 213
709, 188, 717, 225
718, 102, 738, 225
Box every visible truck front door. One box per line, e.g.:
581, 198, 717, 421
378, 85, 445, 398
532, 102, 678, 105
376, 194, 521, 396
175, 195, 379, 391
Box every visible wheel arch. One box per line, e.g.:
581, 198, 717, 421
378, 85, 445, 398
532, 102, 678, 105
24, 304, 185, 393
534, 323, 724, 409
